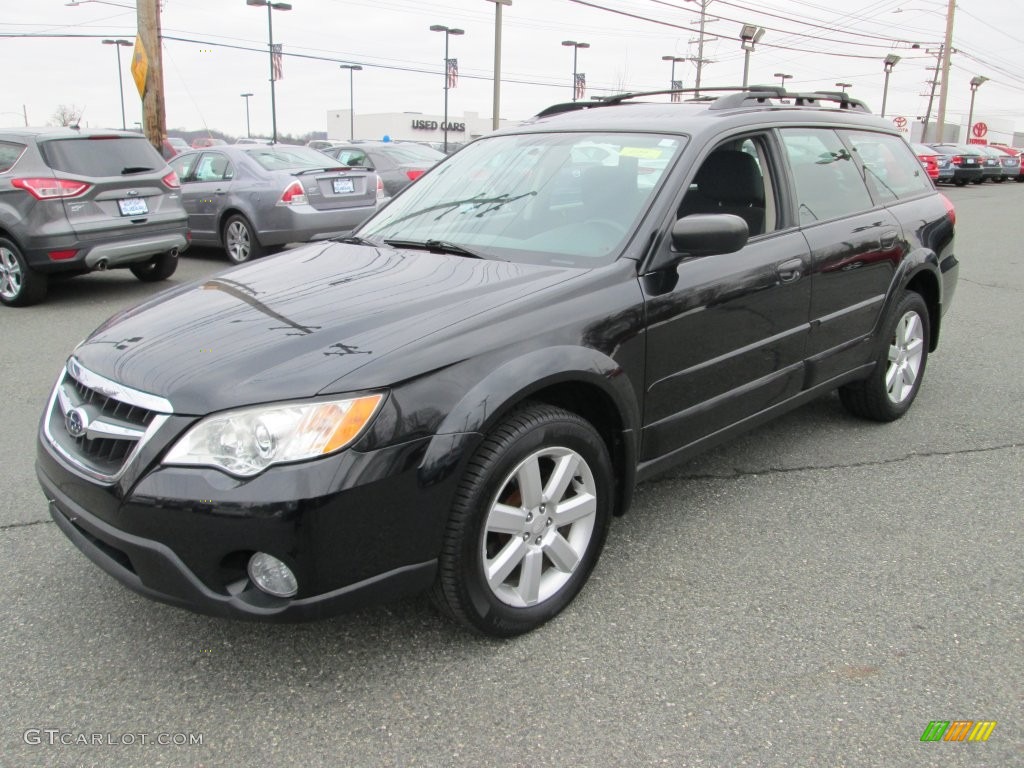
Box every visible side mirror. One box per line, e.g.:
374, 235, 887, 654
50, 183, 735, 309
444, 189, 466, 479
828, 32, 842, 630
647, 214, 750, 272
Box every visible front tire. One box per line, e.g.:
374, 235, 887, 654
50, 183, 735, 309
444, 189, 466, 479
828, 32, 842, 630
839, 291, 930, 422
129, 251, 178, 282
222, 214, 265, 263
431, 404, 613, 637
0, 237, 47, 307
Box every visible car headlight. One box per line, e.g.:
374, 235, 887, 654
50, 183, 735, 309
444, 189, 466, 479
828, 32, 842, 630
163, 394, 383, 477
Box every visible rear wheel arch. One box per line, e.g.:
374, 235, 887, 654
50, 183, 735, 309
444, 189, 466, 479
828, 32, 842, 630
904, 267, 941, 351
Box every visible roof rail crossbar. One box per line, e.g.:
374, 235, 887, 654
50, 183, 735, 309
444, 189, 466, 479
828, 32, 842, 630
533, 85, 871, 118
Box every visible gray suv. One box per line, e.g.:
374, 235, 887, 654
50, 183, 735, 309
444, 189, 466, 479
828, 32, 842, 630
0, 127, 189, 307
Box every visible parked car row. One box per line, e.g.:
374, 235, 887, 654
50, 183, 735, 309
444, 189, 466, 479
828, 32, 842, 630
914, 142, 1023, 186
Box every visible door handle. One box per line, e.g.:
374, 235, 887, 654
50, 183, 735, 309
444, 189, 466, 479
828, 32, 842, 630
776, 257, 804, 283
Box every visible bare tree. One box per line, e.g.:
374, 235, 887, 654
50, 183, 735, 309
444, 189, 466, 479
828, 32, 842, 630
51, 104, 83, 127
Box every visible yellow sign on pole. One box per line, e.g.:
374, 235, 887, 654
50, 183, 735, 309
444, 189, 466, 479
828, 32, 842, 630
131, 36, 149, 98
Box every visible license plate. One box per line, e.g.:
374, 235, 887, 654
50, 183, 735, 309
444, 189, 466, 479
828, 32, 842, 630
118, 197, 148, 216
332, 178, 355, 194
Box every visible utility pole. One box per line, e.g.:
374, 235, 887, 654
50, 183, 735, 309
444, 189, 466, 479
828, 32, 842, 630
137, 0, 167, 152
934, 0, 956, 143
921, 48, 941, 142
694, 0, 709, 95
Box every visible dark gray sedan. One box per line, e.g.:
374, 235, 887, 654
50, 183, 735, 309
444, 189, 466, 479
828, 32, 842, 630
169, 145, 385, 262
319, 141, 446, 197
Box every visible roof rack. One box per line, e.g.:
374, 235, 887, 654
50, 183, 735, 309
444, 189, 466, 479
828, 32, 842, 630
533, 85, 871, 118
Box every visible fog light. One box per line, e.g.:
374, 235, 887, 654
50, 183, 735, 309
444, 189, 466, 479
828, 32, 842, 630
247, 552, 298, 598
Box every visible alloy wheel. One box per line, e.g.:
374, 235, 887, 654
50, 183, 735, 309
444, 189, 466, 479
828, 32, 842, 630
0, 246, 23, 300
886, 310, 925, 404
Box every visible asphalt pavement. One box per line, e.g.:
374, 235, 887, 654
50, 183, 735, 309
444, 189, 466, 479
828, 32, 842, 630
2, 185, 1021, 768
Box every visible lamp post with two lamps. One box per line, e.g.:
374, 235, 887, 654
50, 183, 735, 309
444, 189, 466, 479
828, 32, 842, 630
739, 25, 765, 88
562, 40, 589, 102
339, 65, 362, 141
835, 82, 853, 95
775, 72, 792, 90
102, 38, 132, 130
246, 0, 292, 145
662, 55, 686, 98
429, 24, 464, 153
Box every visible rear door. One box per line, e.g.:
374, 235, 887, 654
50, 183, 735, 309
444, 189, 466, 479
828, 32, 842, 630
780, 127, 903, 385
185, 151, 234, 239
40, 135, 182, 241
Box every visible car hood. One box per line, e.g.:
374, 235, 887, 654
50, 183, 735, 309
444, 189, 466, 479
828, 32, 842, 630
73, 242, 583, 414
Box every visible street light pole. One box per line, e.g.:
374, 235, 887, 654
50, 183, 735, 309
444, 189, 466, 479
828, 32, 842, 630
739, 25, 765, 88
966, 75, 988, 141
881, 54, 900, 118
430, 24, 465, 153
102, 39, 132, 130
662, 55, 686, 96
835, 82, 852, 95
562, 40, 590, 102
774, 72, 792, 89
240, 92, 253, 138
484, 0, 512, 131
339, 65, 362, 141
246, 0, 292, 145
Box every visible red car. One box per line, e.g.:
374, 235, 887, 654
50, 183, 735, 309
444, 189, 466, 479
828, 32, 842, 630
190, 137, 227, 149
911, 143, 940, 181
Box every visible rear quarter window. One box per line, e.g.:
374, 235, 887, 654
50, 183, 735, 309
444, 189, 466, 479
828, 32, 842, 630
846, 131, 935, 202
39, 137, 164, 177
0, 141, 26, 173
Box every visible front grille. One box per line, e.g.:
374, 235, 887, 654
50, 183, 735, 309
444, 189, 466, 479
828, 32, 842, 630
44, 359, 172, 481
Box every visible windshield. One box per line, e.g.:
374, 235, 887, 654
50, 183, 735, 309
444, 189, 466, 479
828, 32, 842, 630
359, 132, 684, 267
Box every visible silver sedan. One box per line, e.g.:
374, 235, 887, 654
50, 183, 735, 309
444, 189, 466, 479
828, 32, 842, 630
169, 145, 386, 262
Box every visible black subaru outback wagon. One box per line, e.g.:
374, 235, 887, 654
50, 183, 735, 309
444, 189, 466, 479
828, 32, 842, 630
37, 88, 957, 636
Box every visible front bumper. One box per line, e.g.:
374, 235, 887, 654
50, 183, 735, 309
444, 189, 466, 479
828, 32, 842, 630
36, 429, 464, 621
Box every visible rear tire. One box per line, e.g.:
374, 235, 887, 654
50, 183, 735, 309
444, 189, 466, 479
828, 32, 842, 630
0, 237, 48, 307
129, 251, 178, 282
430, 404, 613, 637
223, 214, 265, 263
839, 292, 929, 422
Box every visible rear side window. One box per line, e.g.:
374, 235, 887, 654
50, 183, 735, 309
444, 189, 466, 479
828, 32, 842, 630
245, 146, 338, 171
40, 137, 164, 177
781, 128, 874, 224
846, 131, 934, 202
0, 141, 26, 173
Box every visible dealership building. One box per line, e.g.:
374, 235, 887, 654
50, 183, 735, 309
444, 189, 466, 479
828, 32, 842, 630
326, 110, 521, 145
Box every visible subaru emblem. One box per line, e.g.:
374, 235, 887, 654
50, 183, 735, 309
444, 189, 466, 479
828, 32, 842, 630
65, 407, 89, 439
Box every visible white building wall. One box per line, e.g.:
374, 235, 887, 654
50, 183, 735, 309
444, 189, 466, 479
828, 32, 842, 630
326, 110, 520, 144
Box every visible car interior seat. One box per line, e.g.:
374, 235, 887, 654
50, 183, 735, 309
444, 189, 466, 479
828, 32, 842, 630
678, 150, 766, 236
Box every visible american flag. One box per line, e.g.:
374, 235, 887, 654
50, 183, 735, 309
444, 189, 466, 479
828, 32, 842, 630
671, 79, 682, 102
446, 58, 459, 88
271, 43, 283, 81
574, 72, 586, 100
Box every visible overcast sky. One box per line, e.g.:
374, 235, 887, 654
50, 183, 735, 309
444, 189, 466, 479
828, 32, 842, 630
2, 0, 1022, 139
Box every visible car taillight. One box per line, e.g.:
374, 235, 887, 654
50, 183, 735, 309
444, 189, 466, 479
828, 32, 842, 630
278, 180, 307, 206
376, 175, 385, 200
11, 177, 91, 200
162, 170, 181, 189
940, 193, 955, 226
48, 250, 78, 261
951, 155, 963, 166
405, 170, 426, 182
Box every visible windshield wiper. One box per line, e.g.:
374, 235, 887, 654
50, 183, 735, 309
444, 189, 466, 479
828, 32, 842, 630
335, 234, 381, 246
384, 238, 487, 259
376, 191, 536, 231
121, 166, 153, 174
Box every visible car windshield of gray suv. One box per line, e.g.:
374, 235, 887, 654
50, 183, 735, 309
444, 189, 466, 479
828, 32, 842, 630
359, 132, 684, 266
